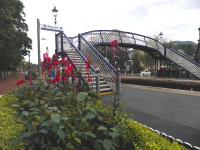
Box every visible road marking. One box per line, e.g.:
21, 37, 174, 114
122, 84, 200, 97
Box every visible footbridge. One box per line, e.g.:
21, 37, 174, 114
56, 30, 200, 95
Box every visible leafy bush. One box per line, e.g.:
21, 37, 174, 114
12, 80, 186, 150
0, 95, 24, 150
14, 81, 133, 149
94, 101, 186, 150
126, 120, 185, 150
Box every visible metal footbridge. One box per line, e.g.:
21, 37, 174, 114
56, 30, 200, 95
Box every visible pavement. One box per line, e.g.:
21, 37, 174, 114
0, 72, 24, 95
103, 84, 200, 147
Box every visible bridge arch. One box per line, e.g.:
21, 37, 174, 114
72, 30, 166, 59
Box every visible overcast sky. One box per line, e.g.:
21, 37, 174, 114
21, 0, 200, 64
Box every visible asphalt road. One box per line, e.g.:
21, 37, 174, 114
103, 84, 200, 147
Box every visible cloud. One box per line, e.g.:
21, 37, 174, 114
20, 0, 200, 63
128, 6, 150, 22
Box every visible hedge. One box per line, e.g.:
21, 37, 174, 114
0, 95, 24, 150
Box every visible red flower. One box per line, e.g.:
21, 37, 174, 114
16, 79, 25, 86
110, 40, 119, 48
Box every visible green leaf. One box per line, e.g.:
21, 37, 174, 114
97, 125, 107, 131
21, 132, 33, 139
39, 129, 48, 134
77, 92, 88, 102
57, 129, 65, 140
84, 131, 96, 138
22, 111, 29, 116
61, 117, 70, 121
109, 131, 119, 139
103, 139, 114, 150
74, 137, 81, 144
85, 112, 96, 119
51, 113, 61, 123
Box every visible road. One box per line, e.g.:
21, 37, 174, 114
103, 84, 200, 147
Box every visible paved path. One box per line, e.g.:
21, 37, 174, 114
103, 84, 200, 147
0, 72, 24, 95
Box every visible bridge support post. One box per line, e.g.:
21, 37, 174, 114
164, 47, 166, 57
78, 34, 81, 51
95, 75, 100, 95
116, 70, 121, 94
60, 31, 64, 57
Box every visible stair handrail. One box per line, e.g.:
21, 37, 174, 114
168, 47, 200, 67
63, 33, 98, 73
79, 34, 118, 73
58, 32, 100, 93
79, 34, 120, 94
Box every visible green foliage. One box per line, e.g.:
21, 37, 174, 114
173, 43, 197, 56
0, 95, 24, 150
11, 80, 186, 150
120, 119, 186, 150
14, 81, 131, 149
131, 51, 146, 72
0, 0, 32, 71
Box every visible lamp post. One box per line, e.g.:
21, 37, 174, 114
198, 27, 200, 43
195, 27, 200, 61
52, 6, 58, 54
159, 32, 163, 42
52, 6, 58, 26
37, 18, 41, 75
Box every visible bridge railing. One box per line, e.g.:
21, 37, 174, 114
72, 30, 165, 56
78, 34, 120, 94
71, 30, 200, 79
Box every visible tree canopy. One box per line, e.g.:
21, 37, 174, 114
0, 0, 32, 71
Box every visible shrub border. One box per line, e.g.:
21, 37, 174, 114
137, 122, 200, 150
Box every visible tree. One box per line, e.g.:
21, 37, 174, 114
131, 51, 145, 73
0, 0, 32, 76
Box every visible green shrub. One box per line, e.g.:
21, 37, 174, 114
95, 101, 186, 150
14, 82, 133, 149
0, 95, 24, 150
13, 81, 186, 150
124, 119, 186, 150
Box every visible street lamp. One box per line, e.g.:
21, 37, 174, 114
52, 6, 58, 26
198, 27, 200, 43
159, 32, 163, 42
52, 6, 58, 54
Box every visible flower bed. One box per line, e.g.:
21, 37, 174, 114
0, 84, 186, 149
0, 53, 186, 149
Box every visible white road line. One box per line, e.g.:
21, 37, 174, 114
122, 84, 200, 97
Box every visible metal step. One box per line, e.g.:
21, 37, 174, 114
100, 87, 113, 92
91, 83, 110, 89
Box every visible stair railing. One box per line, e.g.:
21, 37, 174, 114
56, 32, 100, 93
78, 34, 120, 94
166, 47, 200, 78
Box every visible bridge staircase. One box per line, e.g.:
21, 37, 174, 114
56, 32, 120, 96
